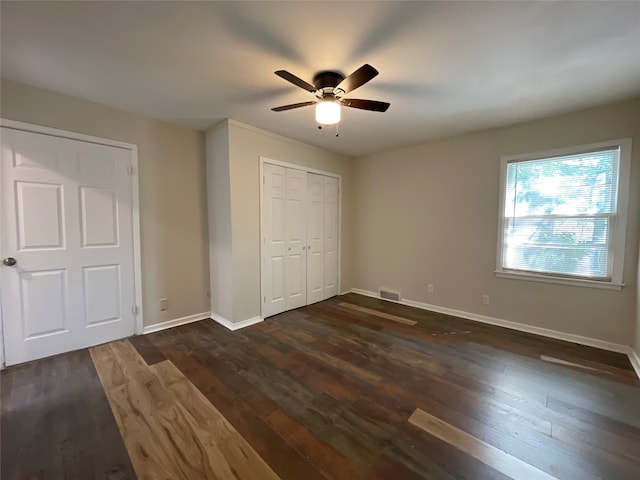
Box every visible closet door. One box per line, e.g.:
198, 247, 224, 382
262, 163, 287, 317
285, 168, 307, 310
306, 173, 325, 304
324, 176, 339, 298
261, 162, 339, 318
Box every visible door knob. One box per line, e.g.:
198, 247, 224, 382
3, 257, 17, 267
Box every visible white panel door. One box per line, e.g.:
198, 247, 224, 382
285, 168, 307, 310
1, 128, 135, 365
306, 173, 325, 304
324, 176, 339, 298
262, 163, 287, 317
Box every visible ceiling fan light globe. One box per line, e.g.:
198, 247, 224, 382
316, 101, 341, 125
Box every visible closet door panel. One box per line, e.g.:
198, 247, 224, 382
262, 164, 287, 317
307, 173, 324, 304
285, 168, 307, 309
324, 176, 339, 298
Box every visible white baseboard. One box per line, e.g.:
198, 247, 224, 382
211, 313, 263, 331
349, 288, 629, 354
629, 347, 640, 379
142, 311, 210, 335
350, 288, 381, 299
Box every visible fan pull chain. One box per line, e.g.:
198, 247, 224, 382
315, 123, 340, 137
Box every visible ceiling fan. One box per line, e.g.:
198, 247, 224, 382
271, 64, 390, 126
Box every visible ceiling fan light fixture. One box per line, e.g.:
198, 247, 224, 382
315, 101, 341, 125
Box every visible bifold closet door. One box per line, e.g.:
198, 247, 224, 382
262, 163, 339, 318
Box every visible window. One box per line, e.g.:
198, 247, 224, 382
496, 139, 631, 290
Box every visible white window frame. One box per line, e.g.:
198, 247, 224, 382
495, 138, 632, 291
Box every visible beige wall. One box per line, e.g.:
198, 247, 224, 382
1, 79, 210, 327
222, 120, 354, 323
636, 240, 640, 356
353, 99, 640, 345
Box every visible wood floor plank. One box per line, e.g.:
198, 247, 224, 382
70, 350, 136, 480
266, 324, 383, 385
128, 334, 167, 365
255, 342, 365, 403
92, 343, 190, 479
157, 344, 326, 480
1, 350, 135, 480
151, 360, 280, 480
367, 452, 451, 480
91, 340, 280, 480
338, 302, 418, 326
408, 407, 559, 480
0, 368, 14, 415
265, 407, 368, 480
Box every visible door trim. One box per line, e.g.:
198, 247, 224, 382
259, 156, 342, 319
0, 119, 145, 351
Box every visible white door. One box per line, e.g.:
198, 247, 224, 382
324, 176, 339, 298
307, 173, 325, 304
262, 163, 287, 317
1, 128, 136, 366
285, 168, 307, 310
261, 161, 340, 318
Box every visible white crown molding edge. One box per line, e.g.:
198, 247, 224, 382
349, 288, 629, 354
211, 313, 264, 331
142, 312, 210, 335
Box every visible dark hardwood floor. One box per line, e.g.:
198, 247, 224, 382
1, 348, 136, 479
2, 293, 639, 479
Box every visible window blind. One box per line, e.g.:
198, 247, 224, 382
502, 147, 619, 278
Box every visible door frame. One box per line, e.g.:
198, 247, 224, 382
259, 156, 342, 319
0, 119, 145, 367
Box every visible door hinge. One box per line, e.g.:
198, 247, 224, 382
131, 305, 138, 315
263, 296, 266, 303
127, 165, 135, 176
263, 176, 265, 184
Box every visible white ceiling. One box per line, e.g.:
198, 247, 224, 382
2, 1, 639, 157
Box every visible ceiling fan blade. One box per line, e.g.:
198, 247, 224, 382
274, 70, 316, 92
271, 101, 317, 112
334, 64, 379, 94
341, 98, 390, 112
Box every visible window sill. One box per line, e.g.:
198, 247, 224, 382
494, 271, 624, 291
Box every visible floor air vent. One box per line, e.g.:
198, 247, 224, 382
379, 288, 401, 302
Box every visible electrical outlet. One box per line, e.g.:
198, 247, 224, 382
482, 295, 490, 305
160, 298, 168, 311
427, 284, 434, 293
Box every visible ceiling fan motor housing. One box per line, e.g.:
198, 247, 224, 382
313, 71, 345, 94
